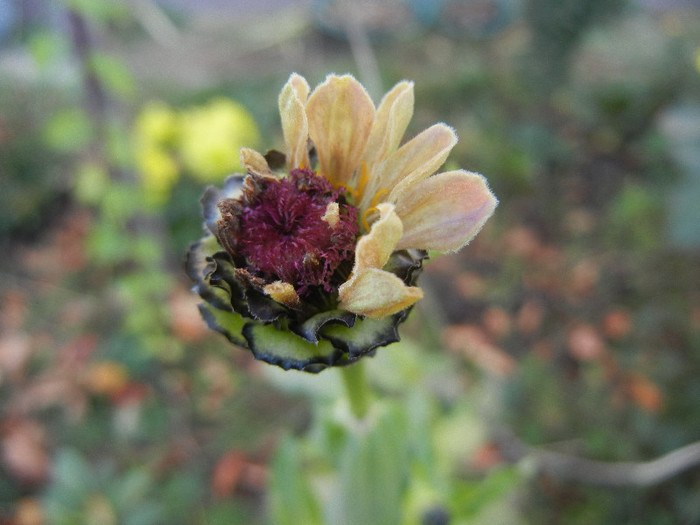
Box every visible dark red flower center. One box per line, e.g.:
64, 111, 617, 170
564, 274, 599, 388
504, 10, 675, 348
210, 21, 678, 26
225, 169, 359, 295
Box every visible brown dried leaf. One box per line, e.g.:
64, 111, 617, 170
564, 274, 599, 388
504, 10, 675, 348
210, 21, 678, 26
567, 323, 605, 361
482, 307, 512, 339
470, 441, 503, 471
454, 271, 488, 299
626, 373, 664, 413
1, 289, 28, 331
569, 259, 599, 296
85, 361, 129, 396
0, 332, 33, 381
443, 324, 516, 376
516, 300, 543, 335
14, 497, 44, 525
169, 288, 210, 342
1, 419, 49, 485
504, 226, 542, 260
211, 450, 246, 498
602, 308, 633, 340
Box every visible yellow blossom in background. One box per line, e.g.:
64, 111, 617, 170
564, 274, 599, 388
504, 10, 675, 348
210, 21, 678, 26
132, 98, 260, 204
85, 360, 129, 396
135, 144, 179, 205
178, 98, 260, 182
695, 47, 700, 74
135, 100, 179, 146
133, 101, 181, 205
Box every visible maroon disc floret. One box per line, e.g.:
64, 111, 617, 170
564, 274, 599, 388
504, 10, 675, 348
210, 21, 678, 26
223, 169, 359, 296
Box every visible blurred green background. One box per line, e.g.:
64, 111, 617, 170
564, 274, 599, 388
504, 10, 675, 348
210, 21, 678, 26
1, 0, 699, 523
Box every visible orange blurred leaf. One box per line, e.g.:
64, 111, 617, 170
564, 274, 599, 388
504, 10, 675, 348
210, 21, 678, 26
85, 361, 129, 396
516, 300, 544, 335
602, 308, 633, 340
169, 288, 209, 342
211, 450, 246, 498
470, 441, 503, 471
443, 324, 516, 376
626, 373, 664, 413
14, 497, 44, 525
482, 307, 512, 339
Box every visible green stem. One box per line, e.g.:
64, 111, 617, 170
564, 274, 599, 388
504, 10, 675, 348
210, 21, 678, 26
340, 360, 371, 419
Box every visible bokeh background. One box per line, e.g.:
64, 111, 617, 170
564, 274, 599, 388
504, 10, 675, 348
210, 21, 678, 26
1, 0, 699, 523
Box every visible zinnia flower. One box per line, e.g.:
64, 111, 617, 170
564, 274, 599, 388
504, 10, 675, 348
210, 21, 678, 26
186, 73, 497, 372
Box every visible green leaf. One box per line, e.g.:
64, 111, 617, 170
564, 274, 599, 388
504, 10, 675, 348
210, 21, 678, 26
74, 161, 109, 205
450, 467, 520, 519
86, 220, 131, 264
43, 109, 93, 153
64, 0, 130, 24
90, 53, 134, 99
269, 435, 323, 525
337, 403, 408, 525
28, 31, 69, 69
100, 184, 143, 221
111, 469, 151, 510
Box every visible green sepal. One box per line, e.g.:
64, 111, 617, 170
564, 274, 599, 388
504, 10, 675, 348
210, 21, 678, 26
293, 309, 357, 343
243, 322, 351, 373
384, 249, 428, 285
198, 304, 247, 347
185, 240, 234, 312
319, 310, 409, 360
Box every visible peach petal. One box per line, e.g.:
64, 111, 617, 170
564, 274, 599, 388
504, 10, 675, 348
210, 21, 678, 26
306, 75, 375, 186
362, 81, 414, 169
395, 170, 497, 252
279, 73, 310, 170
362, 123, 457, 211
338, 268, 423, 319
353, 203, 403, 271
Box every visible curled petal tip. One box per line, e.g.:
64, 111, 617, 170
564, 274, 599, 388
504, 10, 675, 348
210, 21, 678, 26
338, 268, 423, 319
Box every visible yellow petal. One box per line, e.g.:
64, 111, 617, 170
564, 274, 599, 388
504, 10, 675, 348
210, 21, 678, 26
338, 268, 423, 319
361, 123, 457, 211
306, 74, 375, 187
240, 147, 273, 177
279, 73, 310, 170
354, 203, 402, 271
362, 80, 414, 169
395, 170, 498, 252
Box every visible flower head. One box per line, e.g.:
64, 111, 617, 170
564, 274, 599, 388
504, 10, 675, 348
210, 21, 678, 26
187, 73, 497, 372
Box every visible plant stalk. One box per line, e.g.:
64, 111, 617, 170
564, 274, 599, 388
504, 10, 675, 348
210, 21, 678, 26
340, 360, 371, 420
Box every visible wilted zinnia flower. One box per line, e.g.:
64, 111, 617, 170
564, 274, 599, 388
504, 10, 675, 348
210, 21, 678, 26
186, 73, 497, 372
